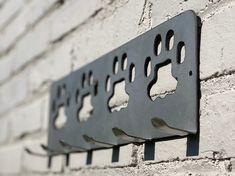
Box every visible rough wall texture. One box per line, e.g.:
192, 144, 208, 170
0, 0, 235, 175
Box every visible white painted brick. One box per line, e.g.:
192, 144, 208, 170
118, 144, 134, 166
0, 0, 5, 6
11, 20, 51, 72
23, 136, 64, 173
50, 155, 64, 173
49, 0, 103, 41
23, 139, 49, 172
0, 39, 71, 116
0, 0, 140, 86
150, 0, 218, 26
0, 41, 71, 116
199, 88, 235, 157
201, 73, 235, 96
69, 152, 87, 169
231, 158, 235, 172
71, 0, 145, 70
69, 144, 133, 169
24, 153, 48, 172
22, 134, 62, 173
10, 98, 43, 138
0, 13, 52, 80
0, 144, 23, 174
200, 2, 235, 79
154, 138, 187, 162
0, 0, 24, 30
42, 93, 50, 130
0, 118, 9, 143
0, 70, 29, 114
92, 148, 113, 166
20, 0, 58, 25
0, 0, 58, 54
23, 138, 65, 173
28, 42, 71, 93
0, 56, 12, 82
0, 0, 105, 85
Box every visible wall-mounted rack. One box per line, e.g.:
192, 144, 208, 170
44, 10, 200, 156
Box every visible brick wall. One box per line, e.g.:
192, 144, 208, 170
0, 0, 235, 175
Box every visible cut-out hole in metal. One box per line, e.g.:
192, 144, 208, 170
76, 90, 80, 103
113, 57, 119, 74
89, 71, 93, 85
54, 106, 67, 129
154, 34, 162, 56
108, 80, 129, 112
177, 41, 186, 64
106, 76, 111, 92
189, 70, 193, 76
78, 94, 93, 122
129, 64, 135, 82
166, 30, 174, 50
48, 10, 199, 155
145, 57, 151, 77
148, 60, 178, 101
122, 53, 127, 70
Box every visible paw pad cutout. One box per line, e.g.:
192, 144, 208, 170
108, 80, 129, 112
148, 60, 178, 101
107, 54, 135, 112
76, 71, 97, 122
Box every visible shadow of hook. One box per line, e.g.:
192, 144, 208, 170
24, 147, 48, 157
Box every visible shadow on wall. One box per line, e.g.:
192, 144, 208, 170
144, 133, 200, 161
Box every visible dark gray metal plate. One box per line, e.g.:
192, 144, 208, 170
48, 10, 199, 154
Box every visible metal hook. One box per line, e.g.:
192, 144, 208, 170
59, 139, 87, 152
83, 135, 114, 148
40, 144, 62, 154
112, 127, 145, 142
151, 118, 188, 136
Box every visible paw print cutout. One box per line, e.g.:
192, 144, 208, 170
146, 30, 182, 101
76, 71, 98, 122
106, 53, 136, 112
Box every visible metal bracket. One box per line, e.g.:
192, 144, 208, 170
47, 10, 200, 155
